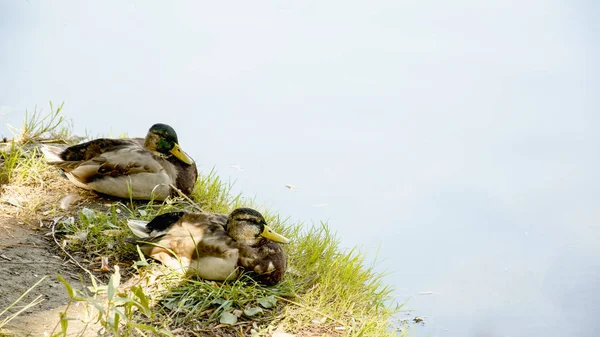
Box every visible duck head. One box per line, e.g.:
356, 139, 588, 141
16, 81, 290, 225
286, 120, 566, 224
226, 208, 290, 246
144, 123, 194, 165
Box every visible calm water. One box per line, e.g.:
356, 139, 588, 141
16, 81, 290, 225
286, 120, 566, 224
2, 1, 599, 336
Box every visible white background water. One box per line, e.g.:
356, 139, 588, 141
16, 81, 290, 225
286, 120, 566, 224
1, 1, 599, 336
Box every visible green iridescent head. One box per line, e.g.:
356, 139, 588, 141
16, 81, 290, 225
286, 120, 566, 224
144, 123, 194, 164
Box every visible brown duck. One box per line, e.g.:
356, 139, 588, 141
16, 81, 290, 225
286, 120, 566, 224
42, 123, 197, 200
126, 208, 289, 285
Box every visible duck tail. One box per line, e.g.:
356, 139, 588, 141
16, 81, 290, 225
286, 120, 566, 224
40, 144, 65, 163
127, 219, 151, 238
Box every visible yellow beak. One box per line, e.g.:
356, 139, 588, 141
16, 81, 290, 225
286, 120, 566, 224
261, 225, 291, 244
169, 143, 194, 165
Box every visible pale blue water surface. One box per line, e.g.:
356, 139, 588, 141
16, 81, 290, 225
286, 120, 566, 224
1, 1, 599, 336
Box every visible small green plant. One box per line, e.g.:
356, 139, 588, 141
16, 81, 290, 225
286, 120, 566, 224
155, 274, 294, 329
52, 268, 174, 337
56, 206, 138, 267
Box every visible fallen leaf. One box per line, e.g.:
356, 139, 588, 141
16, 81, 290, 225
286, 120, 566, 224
59, 193, 80, 210
80, 207, 96, 219
244, 307, 263, 317
257, 295, 277, 308
219, 311, 238, 325
65, 230, 88, 242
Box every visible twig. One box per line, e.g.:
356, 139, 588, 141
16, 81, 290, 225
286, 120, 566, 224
169, 184, 203, 212
38, 138, 70, 144
274, 296, 346, 326
51, 221, 100, 284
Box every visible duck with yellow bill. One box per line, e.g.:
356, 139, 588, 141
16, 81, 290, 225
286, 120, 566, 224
42, 123, 197, 200
126, 207, 289, 285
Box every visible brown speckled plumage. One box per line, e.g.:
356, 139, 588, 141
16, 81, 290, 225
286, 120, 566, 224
57, 138, 145, 161
238, 240, 287, 286
172, 157, 198, 196
126, 208, 289, 285
43, 124, 197, 200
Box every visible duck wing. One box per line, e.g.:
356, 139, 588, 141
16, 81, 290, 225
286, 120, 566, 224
53, 138, 143, 162
144, 212, 186, 234
46, 138, 158, 178
127, 211, 244, 280
50, 140, 177, 199
126, 211, 187, 239
127, 212, 227, 254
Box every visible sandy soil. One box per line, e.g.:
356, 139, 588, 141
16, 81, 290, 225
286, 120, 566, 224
0, 215, 97, 336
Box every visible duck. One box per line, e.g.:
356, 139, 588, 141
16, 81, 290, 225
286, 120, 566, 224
126, 207, 290, 285
42, 123, 197, 201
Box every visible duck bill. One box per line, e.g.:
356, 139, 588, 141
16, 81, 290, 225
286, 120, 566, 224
261, 225, 290, 244
170, 143, 194, 164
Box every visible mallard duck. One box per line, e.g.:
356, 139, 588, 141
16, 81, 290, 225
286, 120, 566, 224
42, 123, 197, 200
126, 208, 290, 285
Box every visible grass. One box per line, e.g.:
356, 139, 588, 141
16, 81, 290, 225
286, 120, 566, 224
0, 142, 21, 186
0, 103, 407, 336
0, 277, 47, 331
12, 101, 72, 144
0, 141, 74, 218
